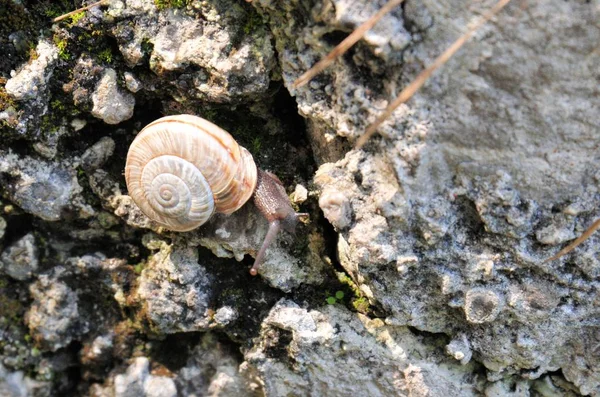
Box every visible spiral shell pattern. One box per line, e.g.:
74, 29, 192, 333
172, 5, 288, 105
125, 115, 258, 231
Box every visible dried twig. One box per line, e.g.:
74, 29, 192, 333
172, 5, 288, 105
355, 0, 512, 149
543, 218, 600, 263
52, 0, 108, 23
292, 0, 405, 89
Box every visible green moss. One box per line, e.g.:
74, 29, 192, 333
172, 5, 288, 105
53, 34, 71, 61
0, 84, 16, 112
68, 11, 86, 26
337, 272, 372, 314
97, 212, 119, 229
30, 347, 41, 357
50, 99, 66, 111
97, 48, 113, 63
0, 294, 23, 325
133, 260, 146, 275
154, 0, 190, 10
325, 290, 346, 305
251, 137, 262, 154
243, 11, 264, 35
352, 297, 370, 313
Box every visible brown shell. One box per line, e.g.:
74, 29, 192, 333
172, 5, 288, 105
125, 115, 258, 231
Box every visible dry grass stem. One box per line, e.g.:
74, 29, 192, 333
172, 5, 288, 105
292, 0, 405, 89
53, 0, 108, 23
355, 0, 513, 149
543, 218, 600, 263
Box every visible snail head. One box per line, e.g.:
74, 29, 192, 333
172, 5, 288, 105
250, 170, 307, 276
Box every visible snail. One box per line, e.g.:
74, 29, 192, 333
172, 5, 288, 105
125, 114, 306, 275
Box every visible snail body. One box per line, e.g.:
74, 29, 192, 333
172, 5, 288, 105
125, 114, 304, 275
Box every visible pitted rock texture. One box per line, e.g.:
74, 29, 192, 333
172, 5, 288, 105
102, 0, 275, 103
308, 0, 600, 394
245, 300, 484, 396
91, 68, 135, 125
0, 151, 94, 221
0, 233, 38, 281
5, 40, 58, 101
25, 254, 128, 352
136, 240, 213, 333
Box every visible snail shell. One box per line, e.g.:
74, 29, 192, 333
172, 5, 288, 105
125, 115, 258, 231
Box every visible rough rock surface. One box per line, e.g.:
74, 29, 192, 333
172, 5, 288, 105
136, 239, 213, 333
0, 151, 94, 221
113, 357, 177, 397
0, 0, 597, 395
5, 40, 58, 101
103, 0, 275, 103
246, 300, 483, 396
0, 233, 38, 281
91, 68, 135, 125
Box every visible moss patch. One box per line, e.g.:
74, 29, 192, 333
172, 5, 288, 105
154, 0, 190, 10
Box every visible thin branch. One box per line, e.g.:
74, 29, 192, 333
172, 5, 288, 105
52, 0, 108, 23
543, 218, 600, 263
355, 0, 513, 149
292, 0, 405, 89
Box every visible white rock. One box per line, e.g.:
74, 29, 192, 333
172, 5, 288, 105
91, 68, 135, 124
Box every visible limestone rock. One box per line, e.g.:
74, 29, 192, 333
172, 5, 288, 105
91, 69, 135, 125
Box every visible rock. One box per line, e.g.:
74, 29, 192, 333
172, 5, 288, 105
446, 334, 473, 365
176, 333, 256, 396
114, 357, 176, 397
25, 255, 128, 352
91, 69, 135, 124
213, 306, 238, 327
81, 137, 116, 172
25, 269, 81, 351
319, 189, 352, 230
253, 0, 410, 161
291, 184, 308, 204
123, 72, 141, 93
464, 288, 503, 324
101, 0, 275, 102
136, 243, 213, 333
245, 300, 483, 396
0, 363, 51, 397
5, 40, 58, 101
0, 151, 94, 221
310, 0, 600, 389
0, 233, 38, 281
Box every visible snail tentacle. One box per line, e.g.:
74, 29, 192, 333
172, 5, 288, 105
250, 220, 282, 276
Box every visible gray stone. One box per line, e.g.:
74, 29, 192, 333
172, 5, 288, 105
5, 40, 58, 101
176, 333, 255, 397
0, 233, 38, 281
123, 72, 142, 93
114, 357, 177, 397
136, 243, 212, 333
81, 137, 116, 172
307, 0, 600, 392
0, 151, 94, 221
91, 69, 135, 124
25, 269, 80, 351
0, 363, 51, 397
101, 0, 274, 102
319, 189, 352, 230
245, 300, 484, 396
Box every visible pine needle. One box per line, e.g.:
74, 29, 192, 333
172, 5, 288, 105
355, 0, 513, 149
292, 0, 405, 89
543, 218, 600, 263
52, 0, 108, 23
